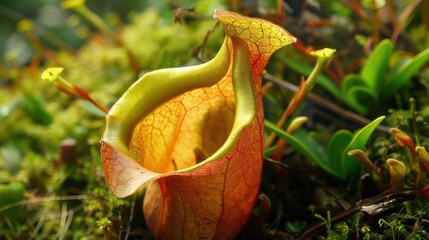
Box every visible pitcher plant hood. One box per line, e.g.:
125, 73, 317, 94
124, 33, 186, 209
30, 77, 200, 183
101, 9, 296, 239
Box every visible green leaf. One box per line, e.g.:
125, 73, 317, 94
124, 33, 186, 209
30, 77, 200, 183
345, 86, 377, 115
355, 35, 367, 46
265, 117, 384, 179
381, 47, 429, 100
328, 1, 352, 17
360, 39, 393, 92
264, 120, 341, 178
342, 75, 377, 114
285, 221, 307, 234
342, 74, 367, 91
293, 129, 328, 166
340, 116, 385, 177
327, 130, 353, 178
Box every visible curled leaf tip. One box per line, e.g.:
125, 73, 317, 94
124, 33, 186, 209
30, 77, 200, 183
348, 149, 377, 173
41, 67, 64, 82
386, 158, 406, 191
386, 158, 406, 175
213, 9, 297, 47
390, 128, 415, 158
213, 9, 296, 77
286, 116, 308, 134
389, 128, 414, 147
416, 146, 429, 172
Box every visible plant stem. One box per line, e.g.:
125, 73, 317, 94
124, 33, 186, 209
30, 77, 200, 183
262, 82, 274, 95
385, 0, 397, 27
410, 98, 421, 147
416, 170, 427, 188
391, 0, 423, 43
73, 4, 115, 40
104, 227, 109, 240
264, 78, 305, 148
371, 9, 379, 45
348, 149, 385, 191
305, 59, 323, 94
264, 50, 332, 149
423, 0, 429, 30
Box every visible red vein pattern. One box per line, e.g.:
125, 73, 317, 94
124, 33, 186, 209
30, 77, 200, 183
101, 9, 295, 239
